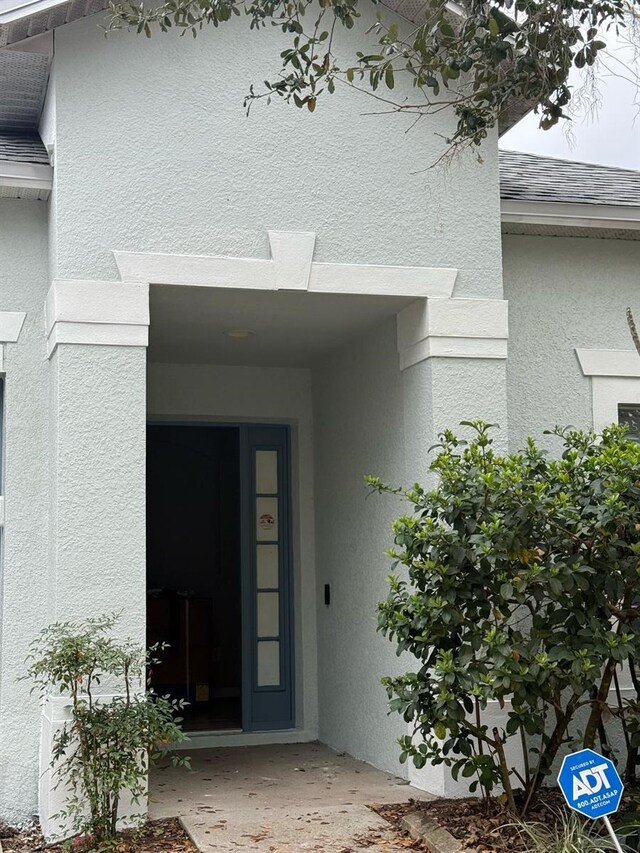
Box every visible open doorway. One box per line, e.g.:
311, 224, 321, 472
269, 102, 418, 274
146, 425, 243, 732
146, 422, 295, 734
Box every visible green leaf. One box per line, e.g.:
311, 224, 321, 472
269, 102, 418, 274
385, 65, 395, 89
500, 582, 513, 599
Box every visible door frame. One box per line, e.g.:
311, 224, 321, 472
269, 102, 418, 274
145, 419, 296, 733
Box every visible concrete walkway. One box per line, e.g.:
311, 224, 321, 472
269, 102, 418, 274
150, 742, 431, 852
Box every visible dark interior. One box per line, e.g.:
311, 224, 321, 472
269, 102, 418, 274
146, 425, 242, 731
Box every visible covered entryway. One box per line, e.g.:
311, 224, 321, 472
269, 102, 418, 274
131, 230, 505, 796
29, 236, 506, 835
145, 277, 421, 752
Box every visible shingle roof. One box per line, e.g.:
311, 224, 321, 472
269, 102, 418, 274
0, 130, 49, 164
499, 149, 640, 207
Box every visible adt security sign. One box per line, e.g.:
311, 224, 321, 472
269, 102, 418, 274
557, 749, 623, 819
557, 749, 624, 853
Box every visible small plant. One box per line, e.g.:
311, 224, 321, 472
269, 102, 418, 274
26, 614, 188, 848
511, 810, 616, 853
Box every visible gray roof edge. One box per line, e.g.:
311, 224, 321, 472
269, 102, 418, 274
499, 148, 640, 209
500, 147, 640, 177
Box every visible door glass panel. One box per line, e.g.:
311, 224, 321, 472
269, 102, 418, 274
257, 592, 279, 637
256, 450, 278, 494
256, 496, 278, 541
257, 640, 280, 686
257, 544, 279, 589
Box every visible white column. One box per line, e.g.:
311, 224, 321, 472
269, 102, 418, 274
398, 296, 512, 796
40, 280, 149, 839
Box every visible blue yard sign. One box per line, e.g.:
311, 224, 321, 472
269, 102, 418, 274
557, 749, 624, 853
557, 748, 623, 818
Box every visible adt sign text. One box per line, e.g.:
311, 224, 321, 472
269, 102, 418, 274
557, 749, 624, 819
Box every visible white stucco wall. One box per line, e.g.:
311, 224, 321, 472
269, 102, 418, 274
313, 317, 410, 776
0, 4, 511, 819
503, 234, 640, 448
147, 362, 318, 742
49, 343, 147, 624
313, 314, 510, 785
0, 201, 50, 822
502, 232, 640, 765
49, 9, 503, 300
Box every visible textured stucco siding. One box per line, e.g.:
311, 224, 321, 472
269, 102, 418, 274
0, 201, 50, 822
51, 10, 502, 299
313, 315, 510, 781
503, 234, 640, 448
0, 7, 510, 818
313, 318, 411, 776
49, 344, 147, 624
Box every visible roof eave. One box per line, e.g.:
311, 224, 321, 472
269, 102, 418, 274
0, 0, 55, 25
0, 158, 52, 198
498, 96, 535, 137
500, 198, 640, 231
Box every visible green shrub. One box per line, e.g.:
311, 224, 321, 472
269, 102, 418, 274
26, 614, 188, 848
370, 422, 640, 813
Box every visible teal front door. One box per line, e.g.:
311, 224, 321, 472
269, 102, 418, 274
240, 425, 294, 731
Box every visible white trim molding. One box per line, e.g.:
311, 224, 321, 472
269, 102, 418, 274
0, 311, 27, 373
576, 348, 640, 378
0, 160, 53, 193
501, 200, 640, 232
113, 231, 458, 299
397, 297, 509, 370
45, 280, 149, 358
576, 348, 640, 430
0, 311, 26, 343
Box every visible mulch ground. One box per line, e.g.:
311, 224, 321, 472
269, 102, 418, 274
371, 788, 635, 853
2, 791, 637, 853
0, 818, 197, 853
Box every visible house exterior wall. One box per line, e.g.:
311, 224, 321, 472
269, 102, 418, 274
503, 234, 640, 448
0, 201, 51, 822
49, 9, 503, 297
502, 231, 640, 769
313, 318, 409, 776
313, 316, 509, 784
1, 3, 510, 823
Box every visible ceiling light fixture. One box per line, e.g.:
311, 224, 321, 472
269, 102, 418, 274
226, 328, 256, 339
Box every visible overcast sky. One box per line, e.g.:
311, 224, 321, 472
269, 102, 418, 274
500, 29, 640, 169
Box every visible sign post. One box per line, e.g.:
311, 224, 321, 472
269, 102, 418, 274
557, 748, 624, 853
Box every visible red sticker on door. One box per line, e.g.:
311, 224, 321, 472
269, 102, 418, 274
259, 513, 275, 530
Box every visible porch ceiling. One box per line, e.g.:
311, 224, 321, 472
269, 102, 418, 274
148, 284, 413, 367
